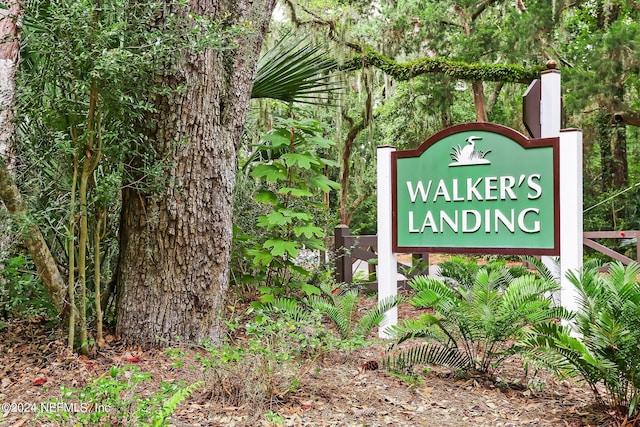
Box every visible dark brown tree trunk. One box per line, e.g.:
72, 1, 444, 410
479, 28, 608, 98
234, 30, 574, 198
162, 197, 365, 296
608, 88, 628, 189
471, 81, 488, 122
611, 122, 627, 189
598, 111, 615, 192
116, 0, 276, 346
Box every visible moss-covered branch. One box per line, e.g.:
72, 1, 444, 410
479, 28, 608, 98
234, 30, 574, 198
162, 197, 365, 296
340, 50, 545, 84
283, 0, 543, 84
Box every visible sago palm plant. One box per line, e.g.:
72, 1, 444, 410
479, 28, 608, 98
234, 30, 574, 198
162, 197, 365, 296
387, 264, 567, 375
307, 283, 402, 341
520, 261, 640, 417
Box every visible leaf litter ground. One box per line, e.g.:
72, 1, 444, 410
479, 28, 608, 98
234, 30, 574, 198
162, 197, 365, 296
0, 299, 616, 427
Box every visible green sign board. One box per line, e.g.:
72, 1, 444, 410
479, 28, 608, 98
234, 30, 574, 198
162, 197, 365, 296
392, 123, 560, 255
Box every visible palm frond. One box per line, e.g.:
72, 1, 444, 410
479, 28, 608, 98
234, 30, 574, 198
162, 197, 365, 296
354, 295, 403, 339
307, 295, 350, 339
520, 322, 613, 385
520, 255, 560, 282
499, 275, 559, 315
386, 314, 445, 345
251, 33, 340, 104
385, 343, 472, 373
263, 297, 310, 322
409, 275, 458, 310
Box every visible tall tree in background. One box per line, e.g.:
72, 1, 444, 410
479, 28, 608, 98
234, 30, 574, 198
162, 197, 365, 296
116, 0, 277, 345
560, 1, 640, 193
283, 0, 548, 227
557, 0, 640, 228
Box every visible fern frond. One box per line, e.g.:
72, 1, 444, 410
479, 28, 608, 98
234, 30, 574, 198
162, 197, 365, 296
151, 380, 204, 427
387, 313, 446, 345
337, 290, 359, 327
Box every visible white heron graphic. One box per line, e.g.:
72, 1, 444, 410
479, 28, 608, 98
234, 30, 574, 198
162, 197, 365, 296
449, 135, 491, 166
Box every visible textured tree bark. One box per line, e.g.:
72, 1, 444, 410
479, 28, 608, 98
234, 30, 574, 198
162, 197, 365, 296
0, 0, 21, 277
471, 81, 488, 122
0, 0, 20, 169
116, 0, 276, 346
613, 100, 640, 128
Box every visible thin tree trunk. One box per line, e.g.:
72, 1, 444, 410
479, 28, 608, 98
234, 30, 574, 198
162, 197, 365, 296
0, 0, 21, 280
597, 108, 628, 193
472, 81, 488, 122
67, 153, 78, 348
94, 207, 106, 348
610, 88, 628, 189
116, 0, 276, 346
0, 0, 20, 170
339, 114, 366, 225
612, 122, 627, 189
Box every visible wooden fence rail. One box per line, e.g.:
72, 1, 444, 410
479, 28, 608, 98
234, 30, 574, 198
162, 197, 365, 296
583, 230, 640, 265
335, 225, 640, 286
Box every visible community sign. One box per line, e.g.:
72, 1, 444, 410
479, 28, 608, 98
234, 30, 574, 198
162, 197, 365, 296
392, 122, 560, 255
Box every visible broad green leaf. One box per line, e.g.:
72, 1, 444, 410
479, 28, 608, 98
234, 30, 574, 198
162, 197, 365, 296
310, 174, 341, 192
294, 225, 324, 238
282, 152, 320, 169
291, 265, 310, 276
250, 164, 287, 182
264, 239, 299, 258
257, 211, 291, 227
318, 157, 339, 168
300, 238, 326, 251
301, 284, 322, 296
260, 294, 275, 304
310, 135, 335, 148
247, 249, 273, 266
254, 190, 279, 204
279, 208, 312, 222
257, 286, 273, 294
261, 133, 291, 147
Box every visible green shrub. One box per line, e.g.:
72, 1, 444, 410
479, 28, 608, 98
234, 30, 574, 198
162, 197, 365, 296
386, 263, 566, 375
437, 255, 529, 290
520, 261, 640, 417
43, 365, 199, 426
232, 115, 339, 302
1, 255, 56, 319
307, 283, 402, 342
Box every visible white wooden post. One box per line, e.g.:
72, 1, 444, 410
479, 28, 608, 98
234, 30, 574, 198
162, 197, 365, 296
559, 129, 583, 314
540, 69, 561, 139
377, 145, 397, 338
539, 69, 562, 286
540, 66, 583, 315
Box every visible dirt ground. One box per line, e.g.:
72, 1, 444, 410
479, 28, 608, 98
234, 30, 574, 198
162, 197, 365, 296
0, 304, 618, 427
